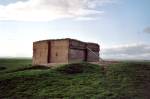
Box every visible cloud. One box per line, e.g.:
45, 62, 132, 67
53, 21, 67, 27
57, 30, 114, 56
143, 27, 150, 33
0, 40, 32, 57
102, 43, 150, 60
0, 0, 114, 21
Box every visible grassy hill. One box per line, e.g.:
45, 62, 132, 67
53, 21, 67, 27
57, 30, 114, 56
0, 58, 32, 74
0, 59, 150, 98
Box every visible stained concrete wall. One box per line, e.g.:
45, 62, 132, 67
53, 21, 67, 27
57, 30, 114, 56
69, 39, 86, 50
87, 43, 99, 62
68, 39, 86, 63
32, 41, 48, 65
50, 40, 69, 63
87, 51, 99, 62
32, 38, 100, 65
69, 49, 85, 63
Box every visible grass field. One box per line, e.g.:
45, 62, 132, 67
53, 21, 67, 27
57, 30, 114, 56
0, 58, 32, 74
0, 58, 150, 98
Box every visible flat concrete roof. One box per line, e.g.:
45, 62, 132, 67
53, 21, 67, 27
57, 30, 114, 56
33, 38, 99, 46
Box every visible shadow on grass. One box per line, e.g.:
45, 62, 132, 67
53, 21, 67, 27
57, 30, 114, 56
0, 66, 7, 71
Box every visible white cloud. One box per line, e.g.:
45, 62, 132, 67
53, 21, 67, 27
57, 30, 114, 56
143, 27, 150, 33
0, 40, 32, 57
101, 43, 150, 60
0, 0, 114, 21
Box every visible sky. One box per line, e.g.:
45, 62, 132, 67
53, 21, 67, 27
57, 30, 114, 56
0, 0, 150, 60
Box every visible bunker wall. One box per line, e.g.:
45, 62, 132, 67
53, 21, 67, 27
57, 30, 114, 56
68, 49, 86, 63
68, 40, 86, 63
69, 39, 86, 50
50, 40, 69, 63
32, 38, 100, 65
32, 41, 48, 65
87, 43, 99, 62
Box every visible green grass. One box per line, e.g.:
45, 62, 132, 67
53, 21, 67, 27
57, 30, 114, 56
0, 59, 150, 98
0, 58, 32, 73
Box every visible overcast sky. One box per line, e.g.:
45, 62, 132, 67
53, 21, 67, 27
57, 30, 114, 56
0, 0, 150, 60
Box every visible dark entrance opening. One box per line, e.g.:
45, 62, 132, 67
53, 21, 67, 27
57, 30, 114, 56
47, 41, 51, 63
84, 49, 88, 61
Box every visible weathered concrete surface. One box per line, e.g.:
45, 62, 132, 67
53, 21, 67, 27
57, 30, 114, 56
87, 43, 99, 62
87, 51, 99, 62
69, 39, 86, 50
33, 38, 100, 65
50, 40, 69, 63
33, 41, 48, 65
69, 49, 85, 63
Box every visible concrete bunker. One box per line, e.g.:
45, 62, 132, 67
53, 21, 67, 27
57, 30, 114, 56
32, 38, 100, 65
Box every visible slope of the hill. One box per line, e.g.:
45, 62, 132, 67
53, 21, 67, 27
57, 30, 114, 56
0, 62, 150, 98
0, 58, 32, 74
